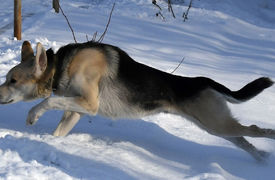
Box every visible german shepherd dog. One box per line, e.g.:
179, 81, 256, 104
0, 41, 274, 161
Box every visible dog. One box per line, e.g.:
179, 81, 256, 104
0, 40, 274, 161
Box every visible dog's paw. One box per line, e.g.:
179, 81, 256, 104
26, 108, 40, 125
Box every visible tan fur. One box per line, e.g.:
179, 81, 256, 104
68, 49, 107, 114
182, 89, 243, 136
53, 111, 82, 136
21, 41, 34, 62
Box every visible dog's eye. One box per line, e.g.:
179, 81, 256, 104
10, 78, 17, 84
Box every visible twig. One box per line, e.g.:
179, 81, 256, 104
92, 31, 97, 42
183, 0, 193, 22
57, 1, 77, 43
168, 0, 176, 18
156, 12, 165, 20
171, 57, 185, 74
152, 0, 165, 20
86, 34, 89, 41
97, 3, 116, 43
152, 0, 162, 11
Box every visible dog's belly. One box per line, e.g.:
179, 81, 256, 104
97, 81, 148, 119
98, 96, 146, 119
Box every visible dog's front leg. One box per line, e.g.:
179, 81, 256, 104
26, 101, 48, 126
26, 97, 92, 125
53, 111, 83, 136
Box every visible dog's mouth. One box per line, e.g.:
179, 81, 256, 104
0, 99, 14, 104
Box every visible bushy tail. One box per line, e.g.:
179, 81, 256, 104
209, 77, 274, 104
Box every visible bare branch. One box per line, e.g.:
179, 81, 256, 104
156, 12, 165, 21
183, 0, 193, 22
57, 1, 77, 43
86, 34, 89, 41
97, 3, 116, 43
92, 31, 98, 42
168, 0, 176, 18
152, 0, 162, 11
171, 57, 185, 74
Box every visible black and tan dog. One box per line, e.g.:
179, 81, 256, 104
0, 41, 274, 161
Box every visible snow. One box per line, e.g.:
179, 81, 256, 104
0, 0, 275, 179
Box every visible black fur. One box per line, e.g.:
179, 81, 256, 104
117, 48, 210, 107
230, 77, 273, 102
115, 45, 273, 107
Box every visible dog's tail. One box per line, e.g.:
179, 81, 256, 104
209, 77, 273, 104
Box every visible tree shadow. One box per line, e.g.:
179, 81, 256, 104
73, 116, 275, 180
1, 103, 275, 179
0, 134, 135, 179
0, 13, 34, 35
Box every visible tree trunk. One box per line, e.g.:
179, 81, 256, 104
14, 0, 21, 40
53, 0, 60, 13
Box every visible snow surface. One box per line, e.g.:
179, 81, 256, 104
0, 0, 275, 179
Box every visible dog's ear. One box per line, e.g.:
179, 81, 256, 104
21, 41, 34, 62
33, 43, 47, 78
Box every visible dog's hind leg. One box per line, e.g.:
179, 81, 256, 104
206, 117, 275, 139
183, 89, 275, 139
225, 136, 269, 162
181, 89, 274, 161
53, 111, 83, 136
205, 118, 275, 140
229, 124, 275, 139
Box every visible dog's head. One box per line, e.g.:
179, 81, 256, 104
0, 41, 49, 104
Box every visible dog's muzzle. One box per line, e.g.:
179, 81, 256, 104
0, 94, 14, 104
0, 99, 14, 104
